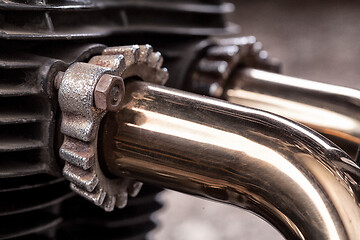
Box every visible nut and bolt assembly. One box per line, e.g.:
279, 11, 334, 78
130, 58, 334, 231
94, 74, 125, 112
55, 71, 125, 112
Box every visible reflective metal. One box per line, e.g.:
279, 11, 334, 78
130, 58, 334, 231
225, 68, 360, 157
100, 81, 360, 240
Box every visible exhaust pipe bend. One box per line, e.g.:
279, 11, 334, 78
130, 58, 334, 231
225, 68, 360, 158
100, 81, 360, 240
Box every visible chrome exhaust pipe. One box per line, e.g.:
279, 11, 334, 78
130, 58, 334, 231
225, 68, 360, 158
100, 81, 360, 240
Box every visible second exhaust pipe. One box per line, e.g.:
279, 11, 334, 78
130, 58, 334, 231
225, 68, 360, 158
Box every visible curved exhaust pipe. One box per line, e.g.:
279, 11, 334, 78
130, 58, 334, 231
225, 68, 360, 158
100, 81, 360, 240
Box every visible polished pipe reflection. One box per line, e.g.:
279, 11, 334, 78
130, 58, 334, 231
100, 81, 360, 240
225, 68, 360, 157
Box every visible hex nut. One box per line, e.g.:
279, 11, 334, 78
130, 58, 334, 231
94, 74, 125, 111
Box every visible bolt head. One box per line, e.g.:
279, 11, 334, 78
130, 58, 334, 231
94, 74, 125, 111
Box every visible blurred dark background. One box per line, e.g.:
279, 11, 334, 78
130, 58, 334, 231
230, 0, 360, 88
153, 1, 360, 239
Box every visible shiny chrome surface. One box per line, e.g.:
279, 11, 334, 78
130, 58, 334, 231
100, 81, 360, 240
225, 68, 360, 157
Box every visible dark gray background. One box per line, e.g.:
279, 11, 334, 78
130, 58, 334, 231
153, 1, 360, 239
230, 0, 360, 88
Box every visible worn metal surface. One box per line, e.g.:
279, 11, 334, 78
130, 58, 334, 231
0, 0, 239, 238
59, 44, 168, 211
94, 74, 125, 111
187, 36, 280, 97
0, 43, 107, 239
